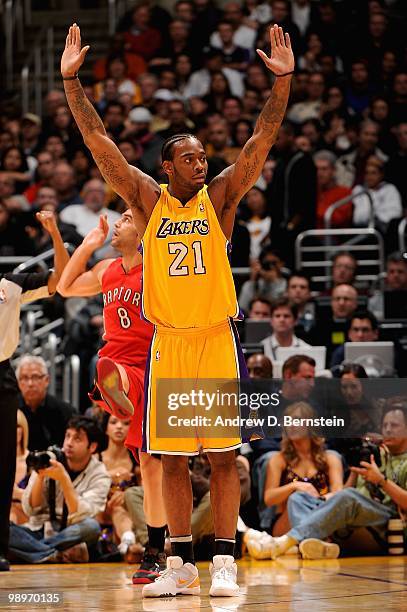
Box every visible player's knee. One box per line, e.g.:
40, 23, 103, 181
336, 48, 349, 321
207, 450, 236, 471
161, 454, 189, 476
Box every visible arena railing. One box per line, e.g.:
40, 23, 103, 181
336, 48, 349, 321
398, 217, 407, 254
4, 0, 26, 89
21, 24, 54, 116
323, 188, 374, 230
108, 0, 127, 36
295, 227, 385, 292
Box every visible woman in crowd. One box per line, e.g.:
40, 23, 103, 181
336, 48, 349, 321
10, 410, 29, 525
245, 402, 343, 557
98, 413, 143, 562
0, 146, 32, 194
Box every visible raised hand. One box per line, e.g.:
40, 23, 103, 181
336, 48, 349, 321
82, 214, 109, 251
257, 24, 294, 76
61, 23, 90, 78
36, 210, 59, 235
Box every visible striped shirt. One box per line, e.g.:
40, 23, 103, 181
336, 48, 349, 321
0, 272, 51, 362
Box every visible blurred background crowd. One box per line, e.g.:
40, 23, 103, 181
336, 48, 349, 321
1, 0, 407, 565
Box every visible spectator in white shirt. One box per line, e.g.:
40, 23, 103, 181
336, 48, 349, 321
184, 48, 244, 99
352, 156, 402, 232
244, 186, 271, 260
210, 2, 257, 53
60, 179, 120, 258
261, 297, 311, 362
291, 0, 312, 36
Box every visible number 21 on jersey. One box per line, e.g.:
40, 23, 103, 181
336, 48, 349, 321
168, 240, 206, 277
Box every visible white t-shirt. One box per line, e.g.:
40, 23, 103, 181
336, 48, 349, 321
246, 216, 272, 260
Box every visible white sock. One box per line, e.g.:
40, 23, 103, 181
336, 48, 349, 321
118, 530, 135, 554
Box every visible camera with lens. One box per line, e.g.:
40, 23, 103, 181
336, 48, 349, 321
26, 446, 65, 472
347, 439, 381, 468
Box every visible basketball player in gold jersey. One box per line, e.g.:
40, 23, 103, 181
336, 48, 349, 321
61, 23, 294, 598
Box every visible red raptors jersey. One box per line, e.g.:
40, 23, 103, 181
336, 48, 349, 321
99, 259, 153, 367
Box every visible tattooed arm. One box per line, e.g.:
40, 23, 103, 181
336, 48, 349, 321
208, 25, 294, 239
61, 24, 160, 232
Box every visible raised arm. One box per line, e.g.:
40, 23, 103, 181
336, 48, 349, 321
208, 24, 294, 239
35, 211, 70, 294
57, 215, 112, 297
61, 24, 160, 232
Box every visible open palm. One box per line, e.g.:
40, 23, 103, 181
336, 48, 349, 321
61, 23, 90, 78
82, 215, 109, 251
257, 24, 294, 76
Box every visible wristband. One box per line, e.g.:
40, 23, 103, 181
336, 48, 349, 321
62, 74, 78, 80
275, 70, 295, 77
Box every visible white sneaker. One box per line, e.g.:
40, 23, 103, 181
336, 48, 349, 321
209, 555, 239, 597
299, 538, 340, 560
142, 556, 200, 598
243, 529, 273, 559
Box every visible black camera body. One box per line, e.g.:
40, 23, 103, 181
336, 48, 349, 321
347, 439, 382, 468
26, 446, 65, 472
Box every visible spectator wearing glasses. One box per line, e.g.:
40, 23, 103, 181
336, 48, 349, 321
331, 252, 358, 288
330, 310, 379, 369
16, 356, 76, 452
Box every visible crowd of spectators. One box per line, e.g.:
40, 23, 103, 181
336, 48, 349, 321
1, 0, 407, 565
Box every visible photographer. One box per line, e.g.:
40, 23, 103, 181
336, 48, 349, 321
238, 247, 287, 313
245, 397, 407, 560
8, 416, 111, 564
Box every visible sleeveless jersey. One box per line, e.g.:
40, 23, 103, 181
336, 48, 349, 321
99, 259, 153, 367
141, 185, 240, 328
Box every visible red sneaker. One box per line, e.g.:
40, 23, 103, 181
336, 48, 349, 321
132, 548, 167, 585
96, 357, 134, 419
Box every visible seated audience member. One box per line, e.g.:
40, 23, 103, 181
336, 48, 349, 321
51, 161, 83, 210
246, 353, 273, 379
337, 363, 378, 436
330, 310, 379, 368
239, 248, 287, 313
335, 120, 388, 189
245, 398, 407, 559
248, 297, 272, 320
0, 146, 32, 194
330, 252, 358, 288
60, 179, 120, 257
250, 354, 318, 526
251, 402, 343, 542
243, 187, 271, 261
16, 355, 77, 451
97, 414, 142, 562
261, 298, 311, 362
0, 200, 35, 258
10, 410, 30, 525
286, 272, 315, 335
313, 150, 352, 229
123, 3, 162, 61
94, 55, 141, 108
27, 187, 83, 253
352, 157, 402, 233
312, 284, 358, 360
369, 252, 407, 319
9, 416, 110, 564
24, 150, 56, 205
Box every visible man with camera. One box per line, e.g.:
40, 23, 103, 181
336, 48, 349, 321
8, 416, 111, 564
238, 248, 287, 314
246, 397, 407, 559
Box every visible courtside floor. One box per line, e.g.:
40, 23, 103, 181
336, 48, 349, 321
1, 556, 407, 611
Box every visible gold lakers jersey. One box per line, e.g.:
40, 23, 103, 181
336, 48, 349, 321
141, 185, 240, 328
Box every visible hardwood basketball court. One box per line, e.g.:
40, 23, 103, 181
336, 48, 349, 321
1, 556, 406, 611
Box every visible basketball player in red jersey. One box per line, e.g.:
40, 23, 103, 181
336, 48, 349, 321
57, 209, 167, 583
62, 22, 293, 597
